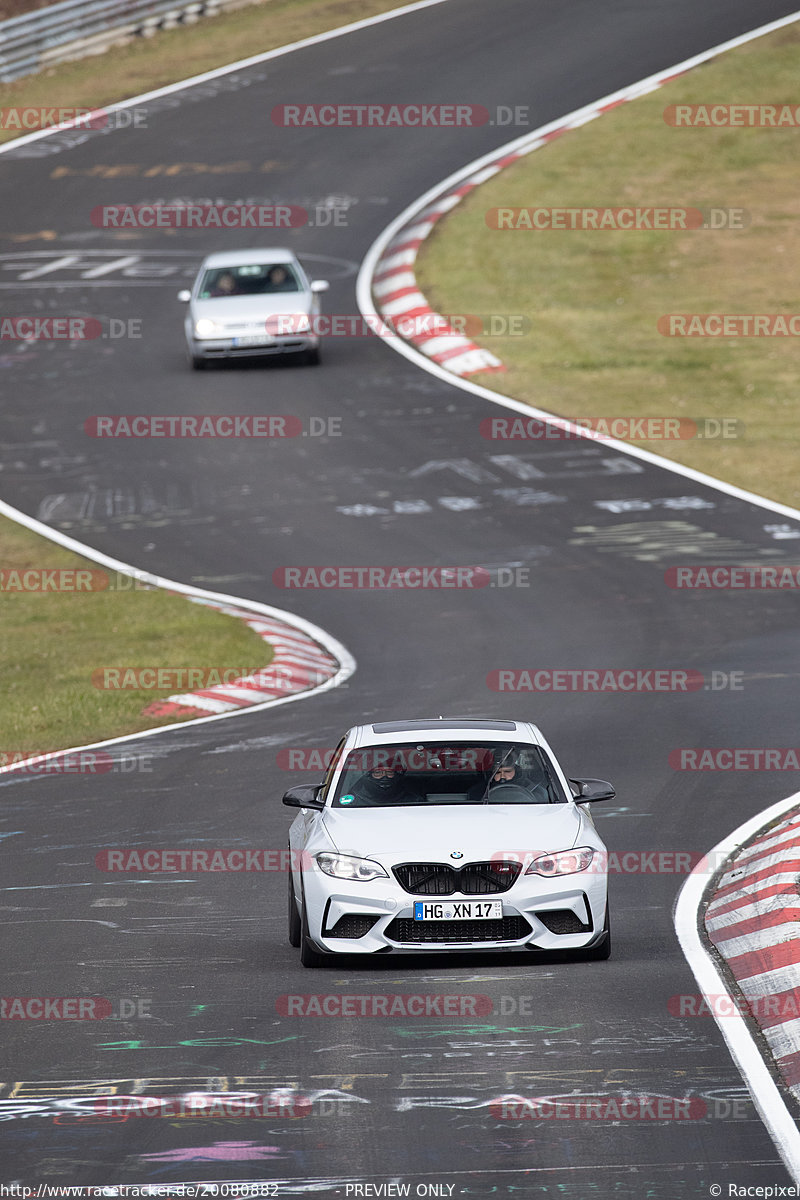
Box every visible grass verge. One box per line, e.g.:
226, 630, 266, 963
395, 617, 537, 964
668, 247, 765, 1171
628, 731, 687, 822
415, 22, 800, 511
0, 514, 273, 758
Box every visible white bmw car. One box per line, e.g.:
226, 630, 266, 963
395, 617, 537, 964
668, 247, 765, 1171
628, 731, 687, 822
284, 717, 613, 967
178, 248, 328, 369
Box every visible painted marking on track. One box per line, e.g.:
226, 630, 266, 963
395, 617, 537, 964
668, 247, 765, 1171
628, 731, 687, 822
569, 521, 783, 564
48, 161, 287, 178
594, 495, 715, 514
0, 250, 358, 287
765, 523, 800, 540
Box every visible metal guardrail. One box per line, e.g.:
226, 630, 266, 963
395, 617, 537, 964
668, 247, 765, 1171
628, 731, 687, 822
0, 0, 257, 82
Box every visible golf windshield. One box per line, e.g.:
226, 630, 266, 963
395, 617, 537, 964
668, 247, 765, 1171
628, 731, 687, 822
199, 264, 301, 297
330, 742, 568, 807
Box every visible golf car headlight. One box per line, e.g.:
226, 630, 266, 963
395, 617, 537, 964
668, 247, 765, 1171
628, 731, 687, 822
194, 318, 221, 337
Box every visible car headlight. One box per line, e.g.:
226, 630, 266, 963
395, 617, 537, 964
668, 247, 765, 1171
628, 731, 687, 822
525, 847, 596, 876
194, 318, 222, 338
315, 853, 388, 881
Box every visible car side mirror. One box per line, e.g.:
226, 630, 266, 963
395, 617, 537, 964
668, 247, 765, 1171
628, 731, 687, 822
177, 290, 192, 302
310, 280, 329, 294
569, 778, 616, 803
282, 784, 325, 810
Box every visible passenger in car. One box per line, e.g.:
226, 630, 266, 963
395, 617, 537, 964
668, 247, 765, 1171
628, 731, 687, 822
208, 271, 239, 296
351, 765, 426, 805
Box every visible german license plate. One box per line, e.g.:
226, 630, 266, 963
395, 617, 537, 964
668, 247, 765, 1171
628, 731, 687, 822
413, 900, 502, 921
232, 335, 273, 347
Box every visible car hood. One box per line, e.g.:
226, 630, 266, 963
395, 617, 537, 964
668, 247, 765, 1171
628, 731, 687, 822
320, 804, 583, 862
191, 294, 311, 320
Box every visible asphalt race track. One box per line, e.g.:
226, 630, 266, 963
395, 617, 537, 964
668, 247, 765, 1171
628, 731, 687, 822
2, 0, 800, 1193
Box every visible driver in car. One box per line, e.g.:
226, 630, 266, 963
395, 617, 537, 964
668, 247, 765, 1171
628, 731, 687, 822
468, 750, 550, 803
351, 764, 425, 805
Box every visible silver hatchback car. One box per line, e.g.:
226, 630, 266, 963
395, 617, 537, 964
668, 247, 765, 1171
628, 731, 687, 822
178, 249, 329, 369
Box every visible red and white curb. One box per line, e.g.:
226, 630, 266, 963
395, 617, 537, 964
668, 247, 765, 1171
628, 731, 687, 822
372, 189, 506, 376
0, 495, 355, 777
140, 596, 340, 720
705, 810, 800, 1097
367, 11, 800, 379
369, 88, 695, 376
676, 790, 800, 1181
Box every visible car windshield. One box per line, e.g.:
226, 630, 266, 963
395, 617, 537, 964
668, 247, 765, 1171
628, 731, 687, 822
330, 742, 568, 807
198, 264, 301, 298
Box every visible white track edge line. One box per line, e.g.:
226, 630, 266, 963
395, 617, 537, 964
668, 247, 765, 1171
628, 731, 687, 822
356, 9, 800, 524
675, 790, 800, 1183
0, 0, 456, 154
0, 495, 356, 775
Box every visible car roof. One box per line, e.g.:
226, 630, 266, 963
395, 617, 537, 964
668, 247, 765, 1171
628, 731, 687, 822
199, 249, 299, 268
348, 718, 543, 746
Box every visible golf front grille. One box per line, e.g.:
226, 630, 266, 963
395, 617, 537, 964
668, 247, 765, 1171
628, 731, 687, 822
393, 861, 521, 895
385, 915, 530, 944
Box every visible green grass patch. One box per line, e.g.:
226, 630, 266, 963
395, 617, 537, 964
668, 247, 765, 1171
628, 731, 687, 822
415, 22, 800, 510
0, 515, 273, 758
0, 0, 409, 141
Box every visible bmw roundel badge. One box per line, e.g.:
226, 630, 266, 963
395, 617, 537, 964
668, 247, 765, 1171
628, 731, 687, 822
450, 851, 464, 860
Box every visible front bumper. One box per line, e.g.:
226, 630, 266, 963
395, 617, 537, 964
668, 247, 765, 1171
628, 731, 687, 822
187, 334, 317, 360
300, 868, 608, 956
